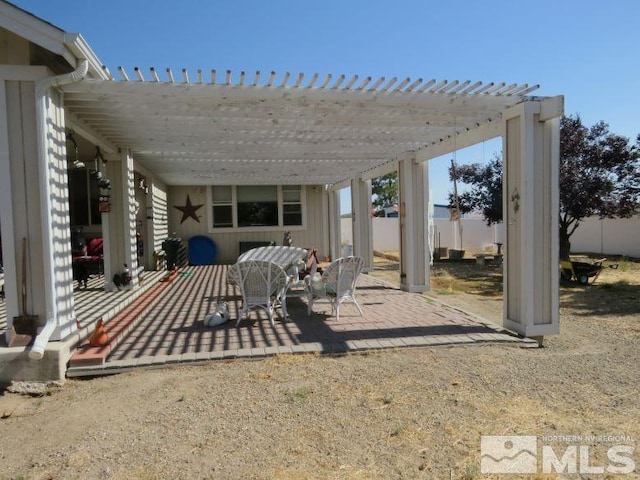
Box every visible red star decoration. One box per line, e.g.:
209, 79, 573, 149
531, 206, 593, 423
174, 194, 203, 223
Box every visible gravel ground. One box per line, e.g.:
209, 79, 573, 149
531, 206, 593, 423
0, 256, 638, 479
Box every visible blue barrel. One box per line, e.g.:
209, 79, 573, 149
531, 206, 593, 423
188, 235, 218, 265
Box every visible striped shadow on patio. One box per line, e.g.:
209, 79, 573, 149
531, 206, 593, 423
66, 265, 537, 377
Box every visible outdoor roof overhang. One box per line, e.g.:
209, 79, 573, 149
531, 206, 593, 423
60, 68, 548, 188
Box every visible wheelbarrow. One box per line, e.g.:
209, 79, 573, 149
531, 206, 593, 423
560, 258, 617, 285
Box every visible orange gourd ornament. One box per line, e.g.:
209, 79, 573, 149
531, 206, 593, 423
88, 319, 109, 346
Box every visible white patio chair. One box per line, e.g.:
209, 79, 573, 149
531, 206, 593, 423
227, 260, 290, 326
305, 256, 364, 321
286, 251, 318, 298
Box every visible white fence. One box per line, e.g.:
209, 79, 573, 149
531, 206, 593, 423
341, 217, 504, 253
341, 215, 640, 258
570, 216, 640, 257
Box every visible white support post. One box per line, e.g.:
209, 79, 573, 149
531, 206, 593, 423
103, 150, 138, 287
502, 101, 560, 338
398, 157, 429, 292
0, 67, 76, 349
122, 151, 139, 283
327, 188, 341, 263
351, 178, 373, 271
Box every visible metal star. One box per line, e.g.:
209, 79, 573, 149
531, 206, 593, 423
174, 194, 203, 223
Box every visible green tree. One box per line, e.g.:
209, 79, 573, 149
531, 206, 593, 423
448, 115, 640, 259
448, 153, 503, 225
371, 172, 398, 216
558, 115, 640, 259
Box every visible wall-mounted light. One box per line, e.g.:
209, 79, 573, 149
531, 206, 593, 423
135, 172, 149, 194
66, 130, 85, 169
91, 146, 111, 189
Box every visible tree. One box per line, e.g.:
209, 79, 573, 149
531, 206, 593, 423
558, 115, 640, 258
448, 115, 640, 259
448, 153, 503, 225
371, 172, 398, 216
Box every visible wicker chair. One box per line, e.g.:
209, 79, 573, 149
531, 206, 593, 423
305, 256, 364, 321
286, 250, 318, 297
227, 260, 290, 326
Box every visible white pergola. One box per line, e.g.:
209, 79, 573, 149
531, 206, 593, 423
0, 0, 562, 381
62, 67, 541, 187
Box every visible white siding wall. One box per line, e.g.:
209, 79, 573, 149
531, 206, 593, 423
167, 185, 328, 264
149, 180, 168, 267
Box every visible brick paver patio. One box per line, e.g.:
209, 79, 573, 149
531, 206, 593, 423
66, 265, 536, 376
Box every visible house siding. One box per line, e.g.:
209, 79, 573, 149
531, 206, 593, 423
167, 185, 328, 264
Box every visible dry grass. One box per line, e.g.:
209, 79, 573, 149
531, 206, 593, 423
0, 253, 638, 479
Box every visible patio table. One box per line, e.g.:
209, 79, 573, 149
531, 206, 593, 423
230, 246, 309, 296
237, 245, 308, 270
229, 246, 310, 320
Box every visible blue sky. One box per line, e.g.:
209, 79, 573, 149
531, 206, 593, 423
11, 0, 639, 207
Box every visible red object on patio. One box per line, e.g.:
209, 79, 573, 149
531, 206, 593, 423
72, 237, 104, 274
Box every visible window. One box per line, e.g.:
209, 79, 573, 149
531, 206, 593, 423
237, 186, 278, 227
282, 185, 302, 226
212, 186, 233, 228
209, 185, 305, 230
68, 169, 102, 226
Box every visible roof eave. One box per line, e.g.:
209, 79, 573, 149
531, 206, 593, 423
0, 2, 108, 79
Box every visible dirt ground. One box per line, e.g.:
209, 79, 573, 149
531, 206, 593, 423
1, 254, 638, 479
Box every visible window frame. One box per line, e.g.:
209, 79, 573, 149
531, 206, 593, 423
281, 184, 303, 227
211, 185, 235, 229
68, 168, 102, 227
207, 185, 306, 232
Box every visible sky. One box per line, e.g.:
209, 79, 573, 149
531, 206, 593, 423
9, 0, 640, 208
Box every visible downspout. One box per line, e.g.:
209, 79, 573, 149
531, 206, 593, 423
29, 58, 89, 360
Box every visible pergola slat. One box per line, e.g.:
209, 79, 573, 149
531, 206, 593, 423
356, 76, 371, 90
332, 74, 345, 89
370, 76, 385, 91
394, 77, 410, 91
428, 80, 447, 93
306, 73, 319, 89
449, 80, 471, 94
380, 77, 397, 92
417, 79, 436, 92
405, 78, 422, 92
483, 82, 505, 94
319, 74, 332, 89
344, 75, 358, 90
101, 65, 113, 80
117, 66, 129, 81
266, 71, 275, 87
279, 71, 290, 87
